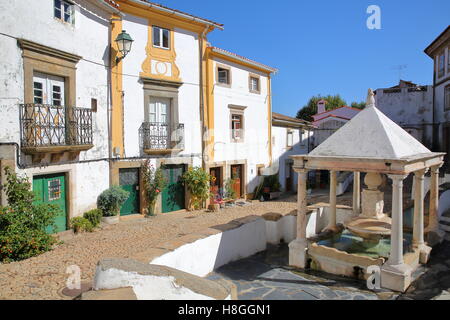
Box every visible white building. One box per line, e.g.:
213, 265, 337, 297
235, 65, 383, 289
375, 80, 433, 149
271, 113, 311, 192
424, 25, 450, 173
0, 0, 121, 232
204, 47, 277, 200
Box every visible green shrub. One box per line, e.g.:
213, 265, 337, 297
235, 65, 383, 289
181, 167, 212, 210
97, 186, 129, 216
83, 209, 102, 227
0, 167, 58, 263
70, 217, 93, 233
141, 160, 167, 216
224, 178, 237, 200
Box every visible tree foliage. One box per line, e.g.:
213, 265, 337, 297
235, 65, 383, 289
181, 167, 211, 210
0, 167, 58, 262
296, 94, 365, 121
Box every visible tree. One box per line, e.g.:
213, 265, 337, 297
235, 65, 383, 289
296, 94, 347, 122
350, 101, 366, 109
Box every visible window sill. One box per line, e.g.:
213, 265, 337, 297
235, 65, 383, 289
152, 45, 170, 51
217, 82, 231, 88
249, 90, 261, 94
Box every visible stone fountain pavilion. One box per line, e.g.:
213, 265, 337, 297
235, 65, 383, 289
289, 89, 446, 292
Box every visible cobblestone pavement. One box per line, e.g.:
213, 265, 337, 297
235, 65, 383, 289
398, 240, 450, 300
207, 243, 392, 300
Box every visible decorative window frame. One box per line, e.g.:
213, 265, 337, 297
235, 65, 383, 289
248, 73, 261, 94
18, 39, 81, 106
216, 63, 232, 88
438, 51, 445, 79
228, 104, 246, 143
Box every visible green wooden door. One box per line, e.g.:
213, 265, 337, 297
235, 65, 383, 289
33, 173, 67, 234
162, 165, 185, 213
119, 168, 140, 216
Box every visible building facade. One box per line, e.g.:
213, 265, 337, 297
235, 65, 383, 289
271, 113, 311, 192
375, 80, 433, 149
204, 47, 277, 200
424, 25, 450, 172
0, 0, 120, 232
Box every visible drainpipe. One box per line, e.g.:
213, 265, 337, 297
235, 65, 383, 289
432, 64, 438, 151
199, 26, 209, 170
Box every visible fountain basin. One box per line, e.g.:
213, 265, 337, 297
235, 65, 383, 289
345, 217, 391, 242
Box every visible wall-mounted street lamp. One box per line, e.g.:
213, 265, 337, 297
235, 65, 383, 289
115, 30, 134, 63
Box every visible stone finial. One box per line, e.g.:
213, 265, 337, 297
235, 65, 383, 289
366, 88, 375, 108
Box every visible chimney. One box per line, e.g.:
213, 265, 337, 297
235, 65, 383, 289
317, 99, 326, 114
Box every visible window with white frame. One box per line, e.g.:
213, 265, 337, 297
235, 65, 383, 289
54, 0, 74, 24
287, 130, 293, 147
445, 85, 450, 111
153, 26, 170, 49
218, 67, 230, 85
438, 52, 445, 78
249, 76, 260, 93
231, 114, 243, 141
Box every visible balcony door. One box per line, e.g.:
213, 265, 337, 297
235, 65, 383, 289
27, 73, 67, 146
33, 72, 65, 106
148, 97, 171, 149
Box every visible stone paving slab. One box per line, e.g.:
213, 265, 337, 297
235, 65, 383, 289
207, 244, 381, 300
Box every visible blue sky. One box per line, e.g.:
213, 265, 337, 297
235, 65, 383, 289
160, 0, 450, 117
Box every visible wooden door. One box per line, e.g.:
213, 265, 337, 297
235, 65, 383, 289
119, 168, 140, 216
33, 173, 67, 234
231, 165, 243, 199
210, 167, 222, 199
162, 164, 186, 213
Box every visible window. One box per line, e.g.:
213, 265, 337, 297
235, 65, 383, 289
33, 72, 65, 106
91, 98, 97, 112
287, 131, 293, 147
445, 85, 450, 111
231, 114, 243, 141
438, 52, 445, 78
54, 0, 74, 24
48, 179, 62, 201
448, 48, 450, 73
153, 26, 170, 49
218, 67, 230, 85
249, 74, 260, 93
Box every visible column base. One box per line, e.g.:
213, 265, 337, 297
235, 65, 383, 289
413, 243, 432, 264
381, 263, 412, 292
289, 239, 308, 269
425, 228, 445, 246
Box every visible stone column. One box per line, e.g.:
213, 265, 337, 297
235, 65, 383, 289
353, 171, 361, 215
425, 164, 444, 245
289, 169, 309, 269
323, 170, 339, 233
413, 169, 432, 263
381, 174, 412, 292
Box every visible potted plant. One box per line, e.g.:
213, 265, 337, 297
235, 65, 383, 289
97, 186, 129, 224
141, 160, 167, 217
181, 167, 212, 211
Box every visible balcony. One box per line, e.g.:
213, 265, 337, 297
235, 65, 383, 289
139, 122, 184, 155
20, 104, 93, 162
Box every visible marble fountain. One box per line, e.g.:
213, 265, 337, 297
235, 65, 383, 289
288, 89, 446, 292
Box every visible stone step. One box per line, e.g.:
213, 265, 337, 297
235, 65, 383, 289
439, 224, 450, 233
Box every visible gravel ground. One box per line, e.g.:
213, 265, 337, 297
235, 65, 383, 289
0, 189, 403, 300
0, 194, 301, 300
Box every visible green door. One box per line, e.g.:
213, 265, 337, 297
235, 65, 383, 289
33, 173, 67, 234
119, 168, 140, 216
162, 164, 185, 213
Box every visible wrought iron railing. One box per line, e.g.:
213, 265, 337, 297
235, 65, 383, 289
140, 122, 184, 151
19, 104, 93, 148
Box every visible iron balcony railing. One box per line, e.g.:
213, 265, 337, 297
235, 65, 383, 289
140, 122, 184, 151
19, 104, 93, 148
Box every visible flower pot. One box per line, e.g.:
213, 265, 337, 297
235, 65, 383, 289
101, 215, 119, 225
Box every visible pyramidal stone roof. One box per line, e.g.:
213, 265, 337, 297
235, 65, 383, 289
309, 90, 431, 160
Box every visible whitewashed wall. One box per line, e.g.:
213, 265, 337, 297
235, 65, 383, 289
375, 86, 434, 148
0, 0, 111, 162
121, 15, 202, 165
0, 0, 112, 217
211, 58, 271, 192
271, 126, 309, 191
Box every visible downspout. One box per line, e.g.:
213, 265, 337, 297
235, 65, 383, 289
199, 26, 209, 169
432, 62, 438, 151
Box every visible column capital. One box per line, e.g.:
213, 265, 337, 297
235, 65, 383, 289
414, 168, 429, 179
430, 163, 443, 173
387, 173, 408, 185
294, 168, 308, 174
